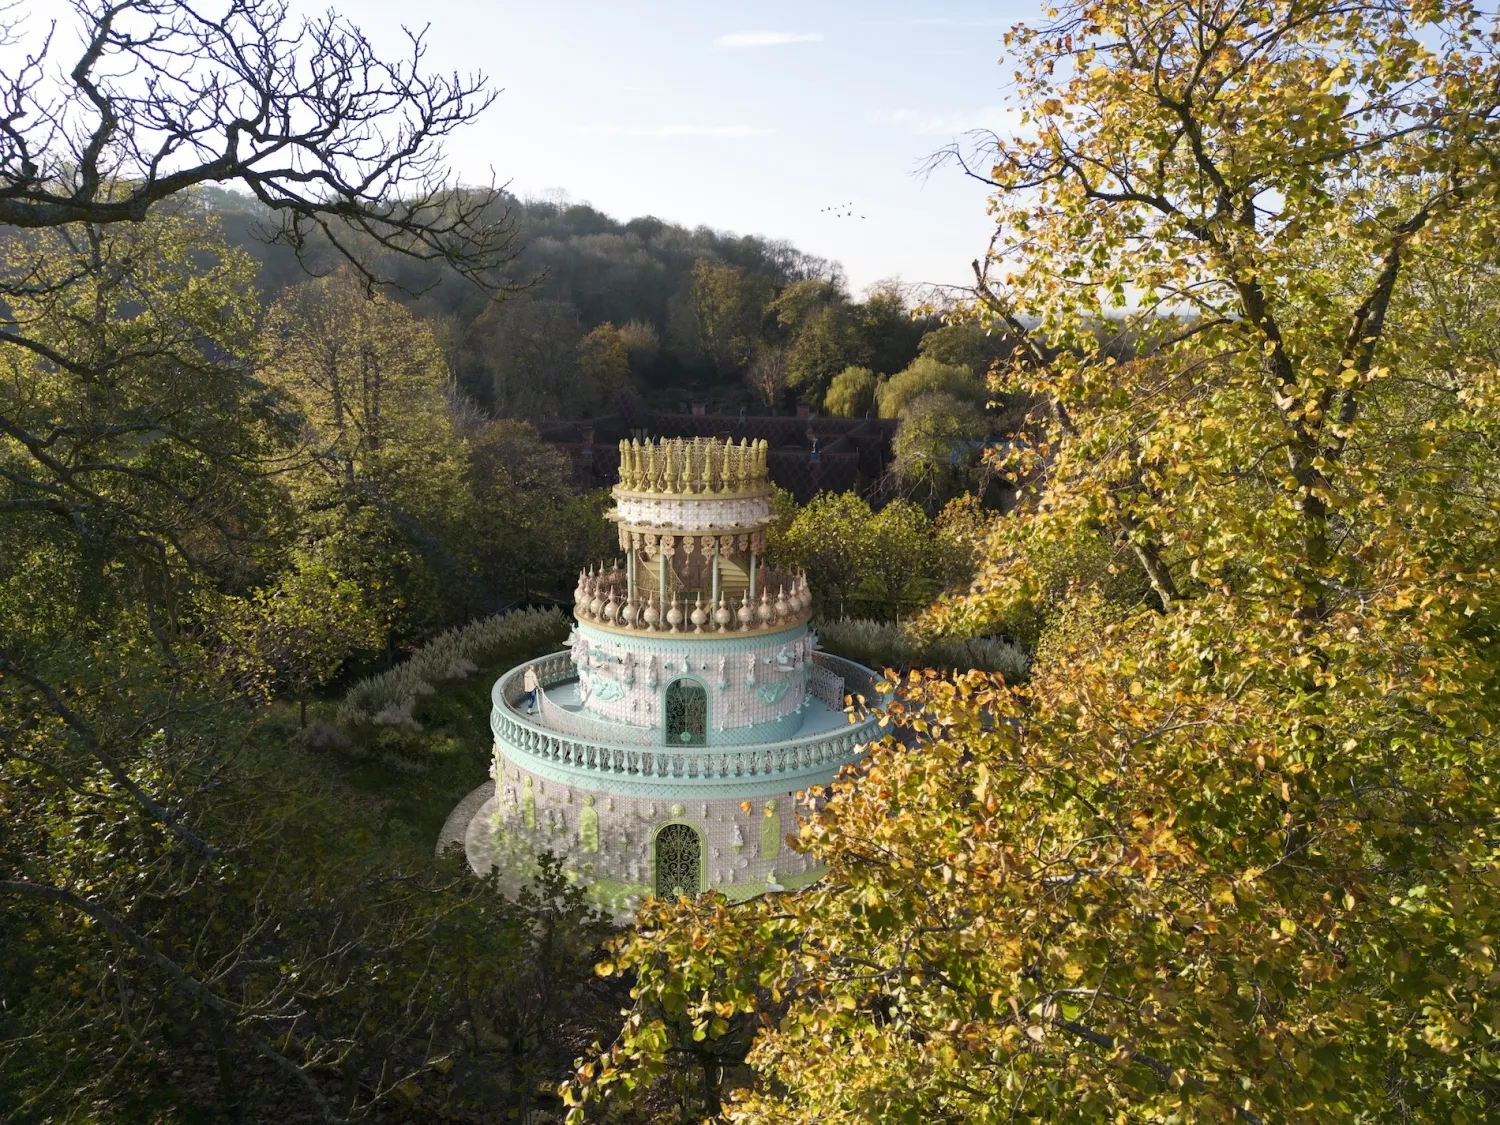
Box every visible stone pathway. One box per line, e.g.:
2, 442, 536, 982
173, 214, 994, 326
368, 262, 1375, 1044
436, 782, 493, 858
439, 785, 641, 923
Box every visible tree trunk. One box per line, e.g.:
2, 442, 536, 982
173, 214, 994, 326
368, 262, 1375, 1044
209, 1021, 245, 1123
342, 1055, 361, 1113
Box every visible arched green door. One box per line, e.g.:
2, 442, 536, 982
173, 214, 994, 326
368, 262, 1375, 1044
654, 823, 702, 897
665, 678, 707, 746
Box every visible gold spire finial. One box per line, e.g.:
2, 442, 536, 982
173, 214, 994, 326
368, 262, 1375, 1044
613, 435, 771, 497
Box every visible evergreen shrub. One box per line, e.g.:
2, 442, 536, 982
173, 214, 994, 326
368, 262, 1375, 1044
815, 618, 1028, 681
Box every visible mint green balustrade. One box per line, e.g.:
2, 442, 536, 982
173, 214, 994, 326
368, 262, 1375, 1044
491, 652, 883, 799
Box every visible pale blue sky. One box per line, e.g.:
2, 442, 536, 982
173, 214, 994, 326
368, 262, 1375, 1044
21, 0, 1035, 294
341, 1, 1034, 294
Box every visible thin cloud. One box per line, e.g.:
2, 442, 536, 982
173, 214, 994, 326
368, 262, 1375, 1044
861, 17, 1009, 28
571, 123, 777, 138
714, 31, 823, 49
871, 106, 1021, 137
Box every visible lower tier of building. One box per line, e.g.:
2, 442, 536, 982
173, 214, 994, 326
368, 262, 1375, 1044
482, 761, 827, 914
478, 648, 884, 915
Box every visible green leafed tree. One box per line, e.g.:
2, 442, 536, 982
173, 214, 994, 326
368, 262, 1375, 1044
768, 278, 844, 334
460, 297, 588, 420
772, 492, 875, 617
617, 318, 662, 376
0, 3, 625, 1115
465, 419, 618, 601
822, 365, 879, 418
261, 268, 461, 486
261, 267, 483, 636
576, 321, 635, 400
916, 321, 1013, 375
849, 281, 930, 376
786, 305, 855, 404
875, 354, 987, 419
890, 390, 990, 507
862, 499, 934, 614
213, 555, 385, 726
670, 258, 774, 380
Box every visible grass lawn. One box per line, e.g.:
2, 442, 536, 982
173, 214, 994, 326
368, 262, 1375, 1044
290, 634, 567, 864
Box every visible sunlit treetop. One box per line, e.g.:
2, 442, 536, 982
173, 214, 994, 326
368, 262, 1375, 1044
564, 4, 1500, 1124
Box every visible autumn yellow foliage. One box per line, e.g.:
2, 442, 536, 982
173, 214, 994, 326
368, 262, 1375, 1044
567, 2, 1500, 1122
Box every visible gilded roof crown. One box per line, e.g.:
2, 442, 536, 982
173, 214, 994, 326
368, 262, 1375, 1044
615, 437, 770, 498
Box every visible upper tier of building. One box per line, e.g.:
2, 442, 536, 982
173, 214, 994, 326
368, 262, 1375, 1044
611, 437, 774, 554
587, 435, 810, 640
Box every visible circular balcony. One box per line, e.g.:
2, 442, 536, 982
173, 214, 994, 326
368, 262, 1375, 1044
491, 650, 884, 799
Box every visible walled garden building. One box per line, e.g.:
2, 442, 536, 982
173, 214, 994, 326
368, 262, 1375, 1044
461, 436, 882, 915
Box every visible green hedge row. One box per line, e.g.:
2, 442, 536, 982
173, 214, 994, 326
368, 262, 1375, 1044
338, 607, 567, 733
814, 618, 1028, 681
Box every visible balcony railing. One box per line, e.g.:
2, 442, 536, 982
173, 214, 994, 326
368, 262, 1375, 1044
573, 563, 812, 636
492, 651, 883, 789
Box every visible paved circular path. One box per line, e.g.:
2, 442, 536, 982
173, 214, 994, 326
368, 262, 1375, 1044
436, 782, 493, 858
437, 784, 558, 901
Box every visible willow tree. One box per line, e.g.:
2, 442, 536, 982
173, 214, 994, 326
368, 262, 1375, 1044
569, 3, 1500, 1123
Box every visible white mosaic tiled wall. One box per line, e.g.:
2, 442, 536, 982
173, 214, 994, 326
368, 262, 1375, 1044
491, 757, 823, 904
568, 628, 815, 735
612, 494, 769, 531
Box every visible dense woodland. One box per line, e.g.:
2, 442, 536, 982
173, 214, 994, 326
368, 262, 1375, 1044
208, 183, 1022, 458
6, 1, 1500, 1123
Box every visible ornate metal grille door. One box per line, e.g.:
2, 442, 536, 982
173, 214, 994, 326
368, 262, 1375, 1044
665, 678, 707, 746
655, 823, 701, 897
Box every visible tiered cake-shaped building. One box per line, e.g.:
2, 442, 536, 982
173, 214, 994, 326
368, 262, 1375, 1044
477, 437, 881, 913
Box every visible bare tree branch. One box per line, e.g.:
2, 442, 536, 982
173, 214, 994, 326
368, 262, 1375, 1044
0, 0, 522, 293
0, 878, 338, 1121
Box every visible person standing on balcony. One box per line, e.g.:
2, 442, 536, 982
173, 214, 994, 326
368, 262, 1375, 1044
523, 664, 540, 714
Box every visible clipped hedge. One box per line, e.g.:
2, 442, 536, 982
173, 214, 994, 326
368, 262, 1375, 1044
814, 618, 1028, 682
338, 607, 566, 733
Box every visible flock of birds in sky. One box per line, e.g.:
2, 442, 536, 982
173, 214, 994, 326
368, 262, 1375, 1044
820, 201, 866, 218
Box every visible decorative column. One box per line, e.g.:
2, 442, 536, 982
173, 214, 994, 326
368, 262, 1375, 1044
749, 551, 757, 602
711, 540, 720, 608
658, 539, 668, 614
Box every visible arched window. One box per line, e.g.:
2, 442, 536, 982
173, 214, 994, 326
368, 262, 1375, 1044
664, 677, 707, 746
654, 822, 702, 898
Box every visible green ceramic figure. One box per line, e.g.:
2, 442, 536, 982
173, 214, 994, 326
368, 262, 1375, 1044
580, 794, 599, 852
760, 801, 781, 862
